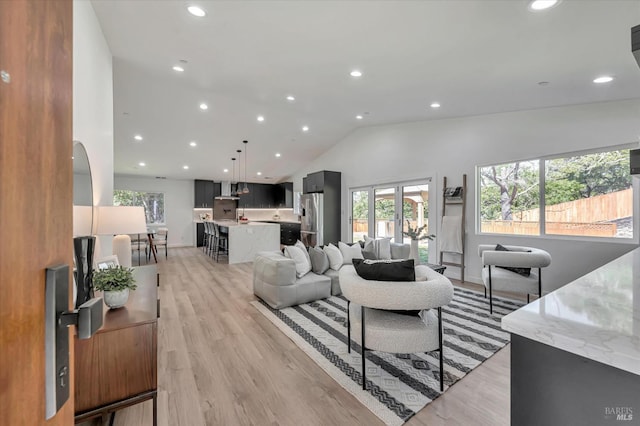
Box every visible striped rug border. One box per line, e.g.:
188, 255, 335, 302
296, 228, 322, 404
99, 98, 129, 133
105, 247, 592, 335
250, 286, 522, 425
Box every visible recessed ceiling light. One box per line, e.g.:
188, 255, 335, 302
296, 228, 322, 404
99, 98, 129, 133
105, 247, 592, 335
139, 162, 146, 167
286, 95, 295, 101
172, 65, 184, 72
430, 102, 441, 108
199, 103, 208, 110
528, 0, 559, 11
223, 168, 229, 173
302, 126, 309, 132
257, 115, 265, 122
189, 141, 197, 147
187, 5, 206, 17
257, 171, 262, 176
593, 76, 614, 84
134, 135, 143, 141
356, 115, 363, 120
275, 153, 281, 158
183, 165, 189, 170
350, 70, 363, 77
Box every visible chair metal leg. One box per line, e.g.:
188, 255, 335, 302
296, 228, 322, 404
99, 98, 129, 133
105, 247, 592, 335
527, 294, 530, 303
488, 266, 493, 314
347, 300, 351, 353
484, 286, 486, 298
538, 268, 542, 299
361, 306, 366, 391
438, 306, 444, 392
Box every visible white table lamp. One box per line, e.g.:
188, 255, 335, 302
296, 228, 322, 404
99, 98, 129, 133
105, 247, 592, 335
95, 206, 147, 267
73, 205, 93, 237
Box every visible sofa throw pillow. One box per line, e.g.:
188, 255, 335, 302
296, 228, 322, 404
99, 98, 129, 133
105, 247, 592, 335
495, 244, 531, 277
323, 243, 344, 271
362, 236, 392, 260
338, 241, 364, 265
352, 258, 415, 281
309, 246, 329, 274
284, 245, 312, 278
295, 240, 311, 267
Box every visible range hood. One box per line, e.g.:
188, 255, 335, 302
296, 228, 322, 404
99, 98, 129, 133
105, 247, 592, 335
633, 24, 640, 68
215, 181, 239, 200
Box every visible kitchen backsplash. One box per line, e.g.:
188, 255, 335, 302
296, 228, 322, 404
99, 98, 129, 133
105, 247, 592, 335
238, 208, 299, 223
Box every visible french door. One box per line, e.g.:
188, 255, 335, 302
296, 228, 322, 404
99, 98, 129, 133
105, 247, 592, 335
349, 179, 433, 262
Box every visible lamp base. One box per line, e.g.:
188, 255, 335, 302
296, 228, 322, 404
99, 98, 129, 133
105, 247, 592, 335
113, 234, 132, 268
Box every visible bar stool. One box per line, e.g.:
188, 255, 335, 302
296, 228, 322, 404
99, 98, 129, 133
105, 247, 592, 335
213, 223, 228, 262
203, 222, 212, 254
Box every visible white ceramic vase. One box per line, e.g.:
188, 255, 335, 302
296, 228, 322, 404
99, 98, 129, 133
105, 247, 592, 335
410, 239, 420, 265
103, 288, 129, 309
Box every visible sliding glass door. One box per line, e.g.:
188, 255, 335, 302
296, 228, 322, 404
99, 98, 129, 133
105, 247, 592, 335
374, 187, 396, 239
350, 179, 433, 262
350, 190, 369, 243
402, 184, 430, 263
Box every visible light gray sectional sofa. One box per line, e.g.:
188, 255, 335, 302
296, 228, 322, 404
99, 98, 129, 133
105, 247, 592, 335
253, 251, 331, 309
253, 241, 411, 309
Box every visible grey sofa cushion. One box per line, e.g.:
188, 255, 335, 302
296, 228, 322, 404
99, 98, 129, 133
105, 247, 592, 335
323, 268, 342, 296
309, 246, 329, 274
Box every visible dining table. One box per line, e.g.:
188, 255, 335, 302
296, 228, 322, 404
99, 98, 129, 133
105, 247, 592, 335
134, 230, 157, 265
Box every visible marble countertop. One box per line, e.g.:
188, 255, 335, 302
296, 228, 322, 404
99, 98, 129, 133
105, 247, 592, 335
502, 248, 640, 375
212, 220, 279, 227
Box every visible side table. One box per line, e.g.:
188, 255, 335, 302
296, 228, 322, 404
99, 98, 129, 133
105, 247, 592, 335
426, 263, 446, 275
74, 265, 158, 425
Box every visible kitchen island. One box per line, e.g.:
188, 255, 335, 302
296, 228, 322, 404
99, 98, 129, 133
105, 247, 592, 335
213, 220, 280, 264
502, 248, 640, 426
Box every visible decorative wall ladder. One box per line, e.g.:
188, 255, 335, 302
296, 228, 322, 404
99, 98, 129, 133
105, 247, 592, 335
439, 174, 467, 282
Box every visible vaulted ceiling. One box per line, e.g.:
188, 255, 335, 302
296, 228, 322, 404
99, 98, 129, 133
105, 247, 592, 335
91, 0, 640, 182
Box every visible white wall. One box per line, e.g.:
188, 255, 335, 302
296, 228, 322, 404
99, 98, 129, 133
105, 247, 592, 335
292, 99, 640, 291
114, 176, 195, 247
73, 0, 114, 258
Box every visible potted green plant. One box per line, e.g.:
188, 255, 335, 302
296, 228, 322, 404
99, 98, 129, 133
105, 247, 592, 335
93, 266, 137, 309
402, 220, 435, 264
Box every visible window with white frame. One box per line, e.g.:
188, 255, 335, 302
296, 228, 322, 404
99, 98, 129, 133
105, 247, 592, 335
478, 147, 633, 239
113, 190, 165, 225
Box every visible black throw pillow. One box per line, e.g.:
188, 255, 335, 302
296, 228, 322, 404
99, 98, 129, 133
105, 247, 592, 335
495, 244, 531, 277
352, 258, 415, 281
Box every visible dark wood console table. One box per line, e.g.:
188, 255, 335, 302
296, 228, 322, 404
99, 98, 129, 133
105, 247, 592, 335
74, 265, 159, 425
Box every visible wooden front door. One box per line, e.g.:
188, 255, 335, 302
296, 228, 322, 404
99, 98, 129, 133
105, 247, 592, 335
0, 0, 74, 424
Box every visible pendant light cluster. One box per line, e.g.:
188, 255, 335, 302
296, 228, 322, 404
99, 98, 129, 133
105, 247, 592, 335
231, 140, 250, 195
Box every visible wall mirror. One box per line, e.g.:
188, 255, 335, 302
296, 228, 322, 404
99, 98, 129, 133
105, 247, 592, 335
73, 141, 93, 236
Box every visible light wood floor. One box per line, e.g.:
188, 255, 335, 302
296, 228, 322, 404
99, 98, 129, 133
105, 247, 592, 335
96, 247, 512, 426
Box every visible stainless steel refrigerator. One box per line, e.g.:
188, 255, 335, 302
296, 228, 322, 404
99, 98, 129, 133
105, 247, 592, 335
300, 193, 324, 247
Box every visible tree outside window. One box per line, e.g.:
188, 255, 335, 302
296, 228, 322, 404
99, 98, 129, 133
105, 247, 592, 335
478, 148, 633, 239
114, 190, 165, 225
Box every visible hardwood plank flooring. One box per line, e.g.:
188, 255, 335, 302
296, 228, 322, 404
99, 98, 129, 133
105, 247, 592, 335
92, 248, 511, 425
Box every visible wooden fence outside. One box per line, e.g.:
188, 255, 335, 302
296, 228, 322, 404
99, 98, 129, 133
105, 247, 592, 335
481, 220, 616, 237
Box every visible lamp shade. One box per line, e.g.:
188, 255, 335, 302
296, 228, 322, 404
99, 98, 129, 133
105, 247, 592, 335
95, 206, 148, 235
73, 205, 93, 237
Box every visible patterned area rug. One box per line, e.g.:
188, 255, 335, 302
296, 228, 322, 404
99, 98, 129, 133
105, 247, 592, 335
251, 287, 522, 426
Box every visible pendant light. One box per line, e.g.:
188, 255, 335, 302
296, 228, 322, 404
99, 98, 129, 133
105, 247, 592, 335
242, 140, 250, 193
236, 149, 243, 195
231, 157, 236, 185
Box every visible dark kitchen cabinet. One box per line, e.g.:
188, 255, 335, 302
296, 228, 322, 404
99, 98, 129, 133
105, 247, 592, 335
237, 182, 253, 209
254, 183, 275, 208
303, 171, 339, 194
196, 223, 205, 247
194, 180, 215, 207
279, 222, 301, 245
274, 182, 293, 208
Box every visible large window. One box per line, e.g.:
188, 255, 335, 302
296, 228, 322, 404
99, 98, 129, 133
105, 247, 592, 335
114, 190, 165, 225
478, 148, 633, 239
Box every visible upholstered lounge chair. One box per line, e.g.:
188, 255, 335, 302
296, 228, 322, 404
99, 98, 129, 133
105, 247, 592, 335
339, 264, 454, 391
478, 244, 552, 314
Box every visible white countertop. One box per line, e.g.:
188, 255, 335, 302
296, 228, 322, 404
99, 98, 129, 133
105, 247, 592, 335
502, 248, 640, 375
212, 220, 279, 228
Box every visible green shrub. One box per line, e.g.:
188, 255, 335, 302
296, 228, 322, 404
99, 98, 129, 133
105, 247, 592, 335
93, 266, 137, 292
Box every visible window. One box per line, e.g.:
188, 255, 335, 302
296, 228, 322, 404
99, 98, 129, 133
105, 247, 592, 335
478, 148, 633, 239
113, 190, 165, 225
